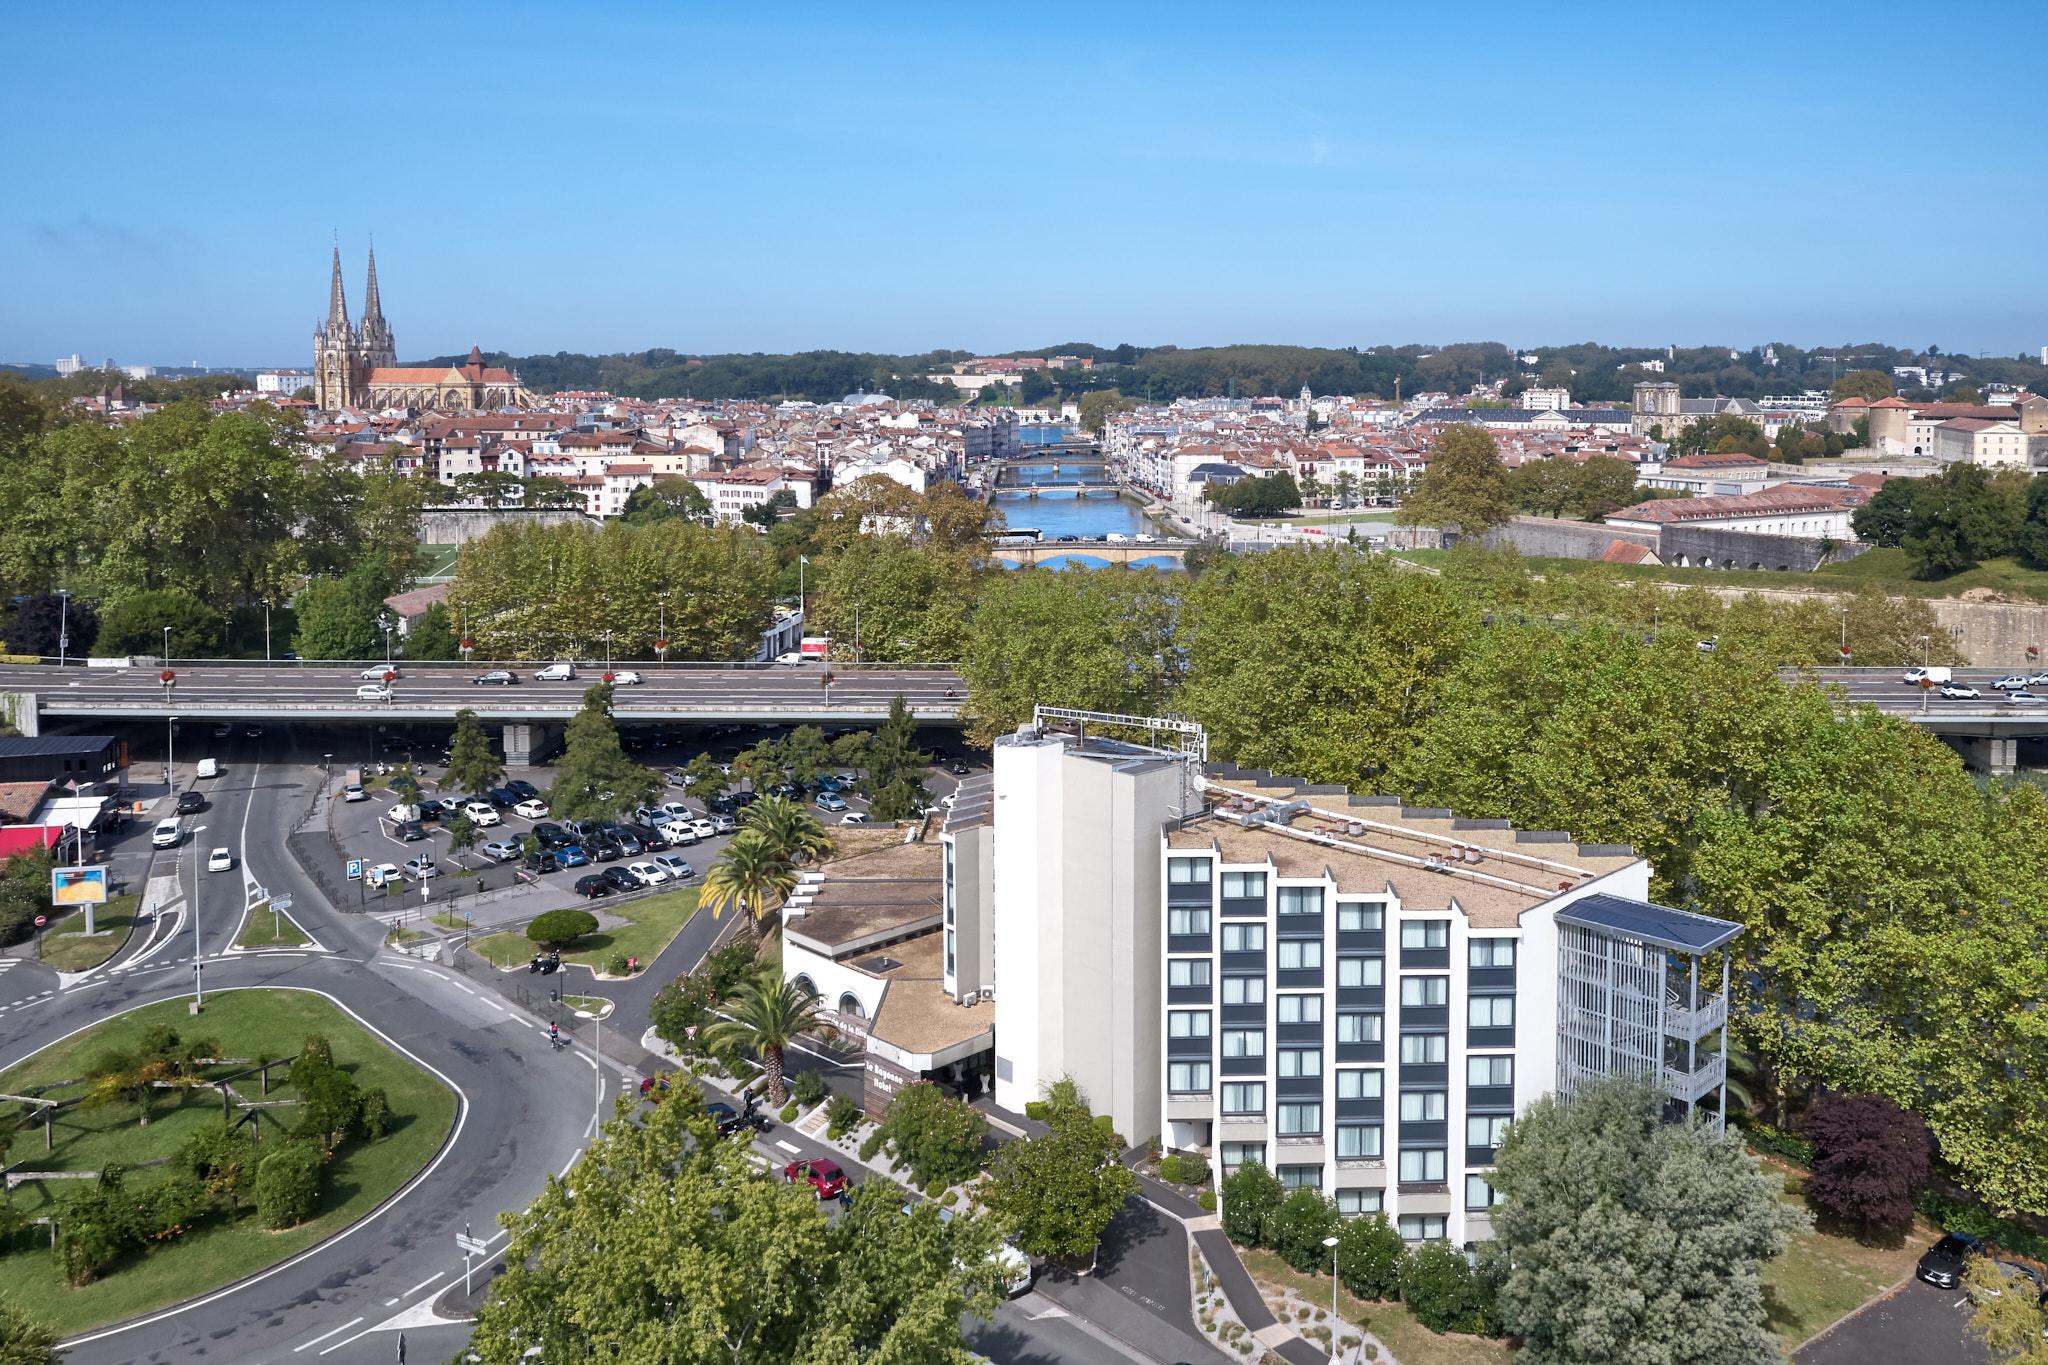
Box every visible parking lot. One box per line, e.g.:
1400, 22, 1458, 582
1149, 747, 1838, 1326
1794, 1277, 1993, 1365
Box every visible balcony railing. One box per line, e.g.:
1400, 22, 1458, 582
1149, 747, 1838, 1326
1663, 991, 1727, 1039
1662, 1054, 1727, 1104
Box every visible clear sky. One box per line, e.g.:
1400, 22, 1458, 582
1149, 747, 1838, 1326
6, 1, 2045, 366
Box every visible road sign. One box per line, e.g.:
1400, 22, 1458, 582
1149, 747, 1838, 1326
272, 893, 293, 913
455, 1232, 489, 1257
33, 914, 46, 928
346, 859, 363, 881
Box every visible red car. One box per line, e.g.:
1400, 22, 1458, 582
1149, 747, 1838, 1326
782, 1158, 847, 1199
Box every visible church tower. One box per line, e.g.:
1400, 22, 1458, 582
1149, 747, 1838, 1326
357, 240, 397, 372
314, 241, 357, 409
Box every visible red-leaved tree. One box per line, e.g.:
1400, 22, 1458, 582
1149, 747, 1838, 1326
1802, 1091, 1931, 1242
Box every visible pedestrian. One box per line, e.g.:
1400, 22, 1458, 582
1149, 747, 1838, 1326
836, 1187, 852, 1212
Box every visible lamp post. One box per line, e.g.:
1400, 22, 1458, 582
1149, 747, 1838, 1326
189, 823, 207, 1009
1838, 605, 1849, 663
264, 600, 272, 663
1321, 1234, 1341, 1358
162, 625, 171, 663
166, 715, 177, 792
57, 589, 69, 667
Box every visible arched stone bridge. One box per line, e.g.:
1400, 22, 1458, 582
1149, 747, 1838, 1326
991, 538, 1201, 566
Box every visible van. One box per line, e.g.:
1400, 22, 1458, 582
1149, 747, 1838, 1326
1902, 666, 1953, 686
388, 802, 422, 825
535, 662, 577, 682
195, 758, 219, 779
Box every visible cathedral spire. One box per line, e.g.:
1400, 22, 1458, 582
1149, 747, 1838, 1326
363, 237, 385, 327
326, 236, 350, 330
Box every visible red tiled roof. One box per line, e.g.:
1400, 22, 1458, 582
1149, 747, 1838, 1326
1610, 485, 1864, 525
1664, 451, 1767, 469
1600, 539, 1657, 564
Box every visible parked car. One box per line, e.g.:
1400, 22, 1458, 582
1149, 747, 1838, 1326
434, 796, 464, 818
660, 819, 700, 846
532, 822, 571, 848
366, 861, 402, 887
601, 865, 640, 893
1938, 682, 1982, 699
783, 1158, 848, 1199
487, 787, 520, 808
505, 779, 540, 801
481, 838, 522, 862
513, 798, 550, 820
1917, 1232, 1985, 1289
658, 800, 693, 820
359, 665, 400, 680
625, 860, 669, 886
395, 820, 427, 842
535, 663, 577, 682
206, 847, 234, 873
342, 782, 367, 803
175, 790, 206, 814
652, 853, 694, 880
774, 652, 805, 666
703, 1101, 749, 1136
1969, 1257, 2046, 1303
840, 812, 870, 825
815, 792, 847, 812
619, 820, 665, 851
945, 758, 969, 776
472, 670, 517, 686
710, 813, 737, 834
573, 873, 612, 898
522, 849, 559, 874
610, 669, 642, 686
557, 845, 591, 868
152, 816, 184, 849
402, 856, 438, 879
767, 781, 802, 800
356, 684, 393, 701
463, 801, 502, 827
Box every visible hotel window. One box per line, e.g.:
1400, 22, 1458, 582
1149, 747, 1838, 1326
1466, 1175, 1501, 1210
1221, 1141, 1265, 1170
1337, 901, 1385, 932
1222, 1082, 1266, 1115
1276, 994, 1323, 1024
1337, 955, 1383, 988
1397, 1148, 1446, 1183
1222, 975, 1267, 1006
1467, 1055, 1514, 1088
1168, 1010, 1212, 1039
1336, 1188, 1384, 1215
1168, 1061, 1212, 1093
1337, 1012, 1383, 1044
1169, 958, 1212, 989
1400, 920, 1449, 949
1468, 996, 1515, 1028
1399, 1033, 1447, 1065
1336, 1124, 1382, 1158
1221, 1029, 1266, 1058
1276, 886, 1323, 916
1399, 1091, 1446, 1122
1400, 976, 1448, 1008
1168, 857, 1212, 885
1398, 1214, 1447, 1241
1336, 1068, 1383, 1100
1221, 870, 1267, 899
1169, 906, 1211, 936
1278, 1165, 1323, 1190
1469, 937, 1516, 968
1278, 1048, 1322, 1078
1277, 940, 1323, 971
1468, 1114, 1512, 1148
1222, 923, 1266, 952
1276, 1102, 1322, 1136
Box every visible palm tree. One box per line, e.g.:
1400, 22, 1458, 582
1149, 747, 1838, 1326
699, 828, 798, 943
742, 794, 833, 865
703, 970, 823, 1105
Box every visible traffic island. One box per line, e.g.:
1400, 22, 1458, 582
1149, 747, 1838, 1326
468, 887, 701, 975
35, 894, 140, 973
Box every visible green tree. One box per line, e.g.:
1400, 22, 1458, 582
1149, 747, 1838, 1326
1334, 1211, 1405, 1301
681, 750, 732, 801
445, 708, 503, 795
862, 695, 932, 821
1965, 1254, 2048, 1362
621, 479, 714, 526
1220, 1160, 1284, 1247
253, 1141, 324, 1229
1900, 462, 2025, 577
699, 828, 798, 944
1266, 1186, 1339, 1273
740, 794, 833, 865
1570, 455, 1643, 520
547, 683, 660, 822
98, 587, 224, 657
1077, 389, 1135, 433
527, 908, 600, 948
1851, 478, 1916, 548
1490, 1077, 1804, 1364
811, 536, 979, 663
446, 815, 479, 862
355, 452, 429, 587
404, 602, 461, 660
1507, 458, 1578, 518
0, 1295, 60, 1365
979, 1096, 1135, 1264
873, 1081, 988, 1189
468, 1097, 1005, 1364
1398, 424, 1514, 537
741, 489, 799, 528
291, 564, 392, 660
701, 969, 825, 1105
1668, 412, 1770, 460
522, 476, 584, 508
453, 470, 527, 509
1832, 368, 1895, 401
1398, 1240, 1495, 1336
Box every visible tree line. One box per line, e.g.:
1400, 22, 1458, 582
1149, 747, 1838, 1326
1852, 461, 2048, 578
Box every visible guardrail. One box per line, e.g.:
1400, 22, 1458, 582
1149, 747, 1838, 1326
25, 656, 962, 673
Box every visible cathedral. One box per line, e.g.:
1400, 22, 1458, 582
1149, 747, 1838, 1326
312, 243, 535, 412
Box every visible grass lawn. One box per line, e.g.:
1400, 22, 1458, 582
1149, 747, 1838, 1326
1759, 1162, 1931, 1349
1239, 1248, 1511, 1365
234, 903, 310, 949
0, 989, 456, 1337
471, 887, 701, 972
39, 894, 139, 973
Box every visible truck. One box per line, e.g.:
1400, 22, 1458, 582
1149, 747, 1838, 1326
1902, 666, 1953, 686
195, 757, 219, 779
799, 635, 831, 662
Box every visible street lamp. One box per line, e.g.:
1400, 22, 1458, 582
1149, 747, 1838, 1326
1321, 1234, 1341, 1357
162, 625, 171, 663
57, 589, 69, 667
189, 823, 208, 1009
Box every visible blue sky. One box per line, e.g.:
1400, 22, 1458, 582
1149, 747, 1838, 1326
5, 1, 2045, 366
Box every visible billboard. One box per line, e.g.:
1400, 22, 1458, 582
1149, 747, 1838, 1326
52, 864, 110, 906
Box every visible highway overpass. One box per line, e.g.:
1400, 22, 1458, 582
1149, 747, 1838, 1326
1800, 665, 2048, 773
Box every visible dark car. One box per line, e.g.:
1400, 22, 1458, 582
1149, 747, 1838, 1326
783, 1158, 848, 1199
556, 844, 591, 867
703, 1101, 748, 1136
487, 786, 519, 808
601, 865, 640, 893
532, 822, 571, 849
522, 849, 559, 874
472, 670, 518, 685
174, 790, 206, 814
604, 826, 644, 857
730, 790, 758, 809
505, 779, 540, 801
395, 820, 426, 842
1917, 1232, 1985, 1289
706, 794, 738, 815
573, 873, 612, 898
1056, 534, 1080, 543
620, 820, 666, 851
767, 781, 802, 800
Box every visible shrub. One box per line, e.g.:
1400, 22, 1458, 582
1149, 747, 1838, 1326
1221, 1161, 1284, 1247
254, 1142, 325, 1229
826, 1093, 862, 1139
1267, 1187, 1340, 1273
527, 908, 600, 947
1159, 1154, 1185, 1183
1177, 1154, 1211, 1186
858, 1129, 885, 1163
1199, 1190, 1218, 1212
778, 1101, 799, 1123
1915, 1191, 2048, 1263
604, 952, 633, 976
1802, 1091, 1931, 1241
874, 1082, 987, 1188
53, 1175, 143, 1285
792, 1069, 827, 1108
138, 1174, 207, 1242
1740, 1118, 1814, 1168
1336, 1211, 1405, 1301
1024, 1100, 1048, 1122
1399, 1240, 1492, 1334
1091, 1114, 1117, 1143
181, 1125, 259, 1207
357, 1087, 393, 1140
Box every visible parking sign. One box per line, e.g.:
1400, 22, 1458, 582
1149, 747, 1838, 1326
346, 859, 364, 881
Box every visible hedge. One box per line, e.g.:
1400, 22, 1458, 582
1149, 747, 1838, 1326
1917, 1191, 2048, 1263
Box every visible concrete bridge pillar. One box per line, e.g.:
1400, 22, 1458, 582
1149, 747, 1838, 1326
1951, 734, 2017, 775
502, 721, 563, 767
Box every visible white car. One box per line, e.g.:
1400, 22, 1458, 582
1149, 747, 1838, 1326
463, 801, 502, 827
1938, 682, 1982, 700
659, 800, 693, 820
610, 670, 642, 686
652, 853, 694, 880
366, 861, 401, 887
513, 798, 550, 820
659, 820, 701, 846
625, 860, 668, 886
206, 847, 233, 873
687, 818, 717, 839
356, 684, 393, 701
359, 665, 399, 680
151, 817, 183, 848
481, 838, 522, 862
840, 812, 870, 825
402, 857, 439, 879
775, 652, 806, 666
342, 782, 367, 802
1994, 675, 2029, 691
535, 663, 577, 682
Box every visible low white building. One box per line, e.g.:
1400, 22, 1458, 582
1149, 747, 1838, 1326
690, 465, 813, 523
1606, 485, 1864, 540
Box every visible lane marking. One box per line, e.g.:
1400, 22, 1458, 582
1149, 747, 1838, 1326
318, 1323, 377, 1356
404, 1270, 446, 1296
293, 1316, 363, 1352
775, 1139, 801, 1154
